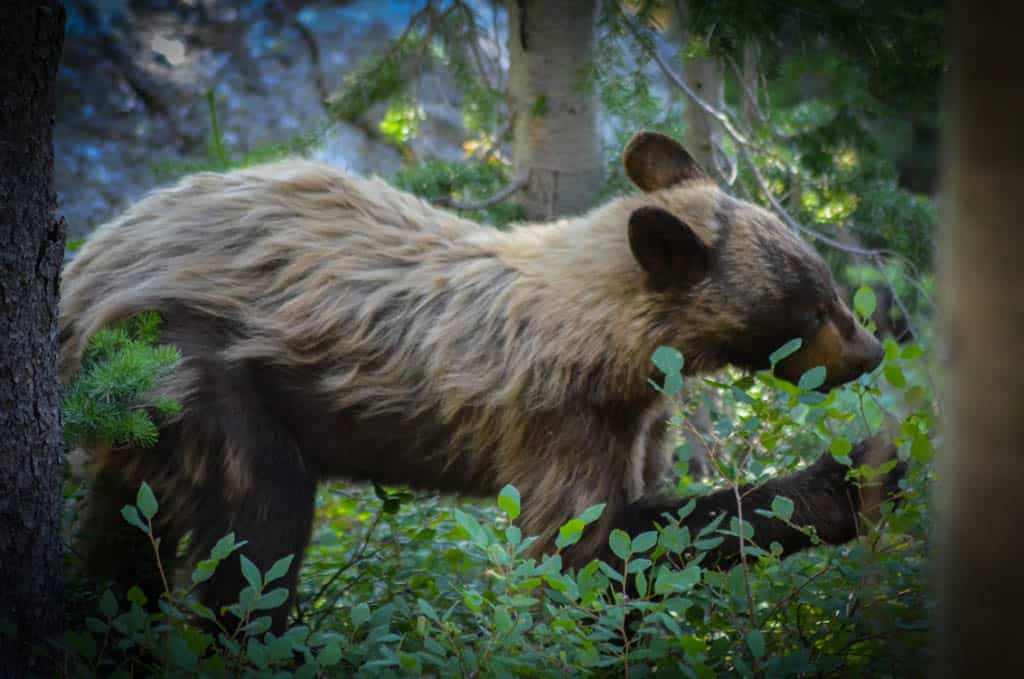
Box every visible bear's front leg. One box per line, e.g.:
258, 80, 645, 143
620, 437, 906, 568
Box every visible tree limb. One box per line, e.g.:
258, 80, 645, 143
434, 172, 529, 211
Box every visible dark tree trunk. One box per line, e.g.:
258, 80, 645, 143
0, 2, 67, 675
936, 3, 1024, 676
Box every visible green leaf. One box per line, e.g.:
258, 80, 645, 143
692, 536, 724, 553
453, 508, 488, 547
631, 531, 658, 554
255, 588, 289, 611
506, 525, 522, 546
911, 434, 932, 463
498, 485, 521, 520
608, 530, 631, 560
654, 564, 701, 594
120, 506, 148, 534
830, 437, 853, 456
494, 606, 513, 636
769, 338, 802, 367
417, 599, 439, 622
126, 586, 147, 606
771, 496, 795, 522
350, 602, 370, 627
579, 503, 606, 525
242, 616, 272, 635
652, 346, 685, 375
99, 590, 118, 619
240, 555, 262, 593
747, 630, 766, 659
854, 286, 877, 319
884, 364, 907, 388
317, 643, 342, 667
210, 533, 238, 561
556, 519, 585, 549
901, 343, 924, 360
884, 338, 900, 363
798, 366, 827, 391
265, 555, 294, 584
136, 482, 158, 520
652, 347, 686, 396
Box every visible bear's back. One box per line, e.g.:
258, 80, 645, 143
58, 160, 484, 380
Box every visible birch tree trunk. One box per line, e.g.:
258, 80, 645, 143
0, 2, 67, 675
508, 0, 602, 220
936, 3, 1024, 675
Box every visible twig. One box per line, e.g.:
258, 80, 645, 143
296, 506, 386, 627
622, 17, 749, 145
278, 1, 330, 108
762, 562, 833, 623
726, 52, 768, 124
435, 172, 529, 211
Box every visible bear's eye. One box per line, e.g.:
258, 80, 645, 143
815, 305, 829, 323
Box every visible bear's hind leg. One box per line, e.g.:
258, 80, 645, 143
182, 463, 317, 635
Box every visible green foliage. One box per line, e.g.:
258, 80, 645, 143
60, 330, 935, 675
392, 157, 524, 226
62, 312, 181, 450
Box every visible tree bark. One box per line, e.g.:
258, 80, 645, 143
508, 0, 602, 220
936, 3, 1024, 676
676, 1, 723, 171
0, 2, 67, 675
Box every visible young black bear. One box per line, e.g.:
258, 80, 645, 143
61, 131, 900, 631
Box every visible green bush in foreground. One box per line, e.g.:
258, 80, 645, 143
57, 295, 933, 677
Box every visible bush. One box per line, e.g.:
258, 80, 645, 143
58, 298, 934, 677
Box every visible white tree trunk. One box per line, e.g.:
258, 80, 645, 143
508, 0, 601, 220
936, 3, 1024, 676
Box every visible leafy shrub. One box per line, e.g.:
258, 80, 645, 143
58, 291, 934, 677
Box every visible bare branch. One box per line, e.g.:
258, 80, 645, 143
622, 16, 750, 146
727, 52, 767, 124
434, 172, 529, 211
282, 4, 329, 108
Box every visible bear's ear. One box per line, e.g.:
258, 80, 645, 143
623, 131, 710, 192
628, 206, 711, 290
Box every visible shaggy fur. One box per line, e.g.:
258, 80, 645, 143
62, 131, 893, 630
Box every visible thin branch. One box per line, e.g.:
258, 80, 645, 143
869, 253, 919, 340
762, 562, 834, 623
295, 506, 386, 627
623, 17, 749, 145
283, 3, 329, 108
435, 172, 529, 211
712, 139, 738, 186
726, 53, 767, 124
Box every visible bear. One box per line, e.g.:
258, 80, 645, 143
60, 131, 899, 632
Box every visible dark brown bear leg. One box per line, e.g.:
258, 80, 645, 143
617, 437, 906, 568
184, 471, 316, 636
175, 381, 318, 636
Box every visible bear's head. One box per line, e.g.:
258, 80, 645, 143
622, 131, 883, 390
